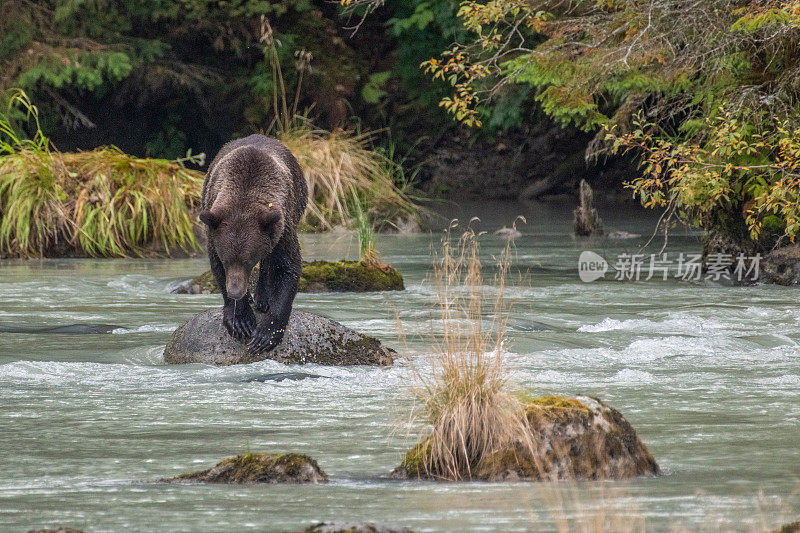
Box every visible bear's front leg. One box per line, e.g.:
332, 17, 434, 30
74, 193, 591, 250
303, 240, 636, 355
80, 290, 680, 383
249, 235, 301, 354
253, 263, 270, 314
209, 245, 256, 341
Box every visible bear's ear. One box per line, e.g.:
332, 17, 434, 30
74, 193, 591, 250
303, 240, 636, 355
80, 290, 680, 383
198, 210, 221, 229
258, 209, 281, 232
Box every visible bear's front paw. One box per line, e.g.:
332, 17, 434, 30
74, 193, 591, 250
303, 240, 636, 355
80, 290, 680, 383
223, 301, 256, 342
248, 318, 285, 354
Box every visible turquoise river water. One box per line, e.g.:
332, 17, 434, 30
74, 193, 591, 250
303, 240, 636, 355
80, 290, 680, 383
1, 201, 798, 532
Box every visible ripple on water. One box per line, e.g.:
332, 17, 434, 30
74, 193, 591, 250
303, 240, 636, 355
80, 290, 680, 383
578, 313, 728, 334
610, 368, 656, 385
753, 374, 800, 388
0, 356, 412, 401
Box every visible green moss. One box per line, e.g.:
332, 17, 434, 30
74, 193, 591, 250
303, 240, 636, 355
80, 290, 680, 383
166, 452, 328, 484
398, 438, 432, 478
275, 452, 316, 477
190, 270, 219, 293
524, 395, 591, 427
182, 260, 404, 294
299, 260, 404, 292
476, 444, 546, 480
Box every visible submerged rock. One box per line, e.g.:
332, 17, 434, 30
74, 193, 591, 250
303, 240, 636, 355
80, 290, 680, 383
773, 521, 800, 533
391, 396, 659, 482
606, 230, 641, 240
239, 372, 322, 383
171, 260, 404, 294
0, 323, 123, 334
303, 523, 414, 533
162, 453, 328, 484
163, 308, 395, 366
28, 528, 84, 533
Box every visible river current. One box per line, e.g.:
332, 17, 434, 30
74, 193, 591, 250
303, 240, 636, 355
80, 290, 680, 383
1, 201, 798, 531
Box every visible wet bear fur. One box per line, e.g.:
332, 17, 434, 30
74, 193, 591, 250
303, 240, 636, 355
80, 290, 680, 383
199, 134, 308, 353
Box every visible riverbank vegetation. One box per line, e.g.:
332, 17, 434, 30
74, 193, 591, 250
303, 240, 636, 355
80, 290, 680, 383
281, 126, 418, 232
1, 3, 421, 257
5, 0, 800, 257
0, 92, 417, 257
259, 15, 419, 233
0, 91, 203, 257
418, 0, 800, 251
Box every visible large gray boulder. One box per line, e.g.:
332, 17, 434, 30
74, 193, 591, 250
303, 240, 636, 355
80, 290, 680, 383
164, 308, 395, 366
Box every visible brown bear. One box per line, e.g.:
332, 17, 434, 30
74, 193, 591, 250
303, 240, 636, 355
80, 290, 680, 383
199, 134, 308, 353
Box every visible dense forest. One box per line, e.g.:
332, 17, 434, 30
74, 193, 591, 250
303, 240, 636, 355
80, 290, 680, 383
2, 0, 800, 258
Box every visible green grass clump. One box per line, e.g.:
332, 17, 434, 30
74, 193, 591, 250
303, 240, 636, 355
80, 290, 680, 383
0, 90, 203, 257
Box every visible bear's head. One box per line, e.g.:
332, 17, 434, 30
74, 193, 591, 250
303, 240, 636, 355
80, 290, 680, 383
199, 202, 284, 301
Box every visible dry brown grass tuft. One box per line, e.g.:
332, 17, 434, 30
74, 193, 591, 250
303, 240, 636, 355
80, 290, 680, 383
278, 125, 418, 232
411, 217, 532, 480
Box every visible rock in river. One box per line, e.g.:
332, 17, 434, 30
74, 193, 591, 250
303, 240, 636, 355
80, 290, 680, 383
773, 521, 800, 533
392, 396, 659, 481
303, 523, 414, 533
162, 453, 328, 484
761, 244, 800, 285
171, 260, 404, 294
28, 526, 83, 533
163, 308, 395, 366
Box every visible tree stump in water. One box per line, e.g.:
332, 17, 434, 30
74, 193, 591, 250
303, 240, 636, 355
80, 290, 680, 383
573, 179, 604, 236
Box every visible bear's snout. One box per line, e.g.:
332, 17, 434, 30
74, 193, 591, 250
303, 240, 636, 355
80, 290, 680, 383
225, 266, 250, 301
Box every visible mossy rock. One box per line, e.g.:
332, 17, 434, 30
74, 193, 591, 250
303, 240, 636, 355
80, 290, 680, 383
302, 523, 414, 533
300, 260, 404, 292
161, 453, 328, 484
391, 396, 659, 482
171, 260, 403, 294
163, 308, 395, 366
761, 245, 800, 285
28, 528, 84, 533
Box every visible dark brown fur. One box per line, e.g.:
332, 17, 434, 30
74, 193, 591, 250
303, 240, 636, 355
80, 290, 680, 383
200, 134, 307, 353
